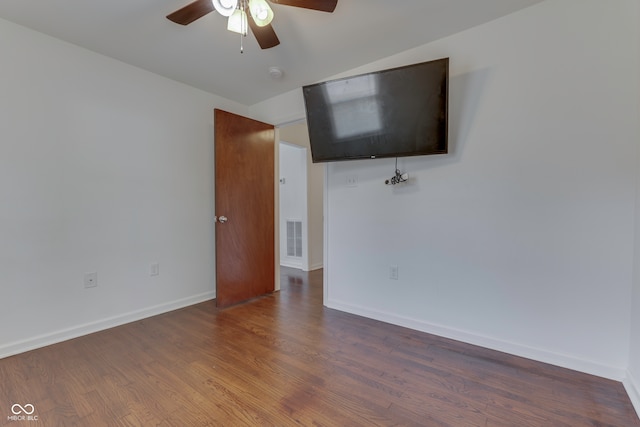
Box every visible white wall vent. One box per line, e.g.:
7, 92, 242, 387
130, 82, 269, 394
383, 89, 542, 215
286, 220, 303, 258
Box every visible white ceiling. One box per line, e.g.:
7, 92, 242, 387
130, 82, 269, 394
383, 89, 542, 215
0, 0, 543, 105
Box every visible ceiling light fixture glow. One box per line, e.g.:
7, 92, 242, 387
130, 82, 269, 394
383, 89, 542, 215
214, 0, 277, 52
249, 0, 274, 27
227, 8, 248, 35
212, 0, 238, 17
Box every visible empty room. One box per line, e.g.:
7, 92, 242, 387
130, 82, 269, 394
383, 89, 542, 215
1, 0, 639, 425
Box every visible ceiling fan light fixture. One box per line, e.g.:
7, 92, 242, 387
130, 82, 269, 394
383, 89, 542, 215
212, 0, 238, 17
227, 8, 248, 35
248, 0, 274, 27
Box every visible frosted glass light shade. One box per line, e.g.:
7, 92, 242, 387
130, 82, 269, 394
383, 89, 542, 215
248, 0, 273, 27
227, 9, 248, 34
212, 0, 238, 17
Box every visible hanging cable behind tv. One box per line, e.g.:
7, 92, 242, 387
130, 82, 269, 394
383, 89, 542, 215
385, 158, 409, 185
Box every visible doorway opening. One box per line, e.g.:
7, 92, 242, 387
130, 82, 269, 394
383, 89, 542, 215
279, 142, 308, 270
278, 122, 324, 272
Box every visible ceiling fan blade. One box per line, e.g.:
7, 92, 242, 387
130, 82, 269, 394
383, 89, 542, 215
269, 0, 337, 13
167, 0, 215, 25
248, 16, 280, 49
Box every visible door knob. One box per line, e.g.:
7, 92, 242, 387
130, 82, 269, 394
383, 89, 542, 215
218, 215, 228, 224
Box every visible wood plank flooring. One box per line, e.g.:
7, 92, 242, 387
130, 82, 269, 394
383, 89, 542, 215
1, 267, 638, 426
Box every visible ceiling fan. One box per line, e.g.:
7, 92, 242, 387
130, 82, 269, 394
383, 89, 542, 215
167, 0, 338, 50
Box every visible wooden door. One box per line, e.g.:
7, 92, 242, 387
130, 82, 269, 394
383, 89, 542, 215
214, 109, 275, 308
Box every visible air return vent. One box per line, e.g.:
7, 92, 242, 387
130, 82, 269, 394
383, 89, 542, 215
286, 220, 302, 258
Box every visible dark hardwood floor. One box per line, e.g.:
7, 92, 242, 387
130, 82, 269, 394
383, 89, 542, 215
1, 267, 638, 426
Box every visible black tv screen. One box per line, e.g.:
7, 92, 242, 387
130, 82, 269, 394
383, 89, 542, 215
302, 58, 449, 163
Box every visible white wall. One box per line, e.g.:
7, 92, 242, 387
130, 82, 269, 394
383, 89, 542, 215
0, 18, 248, 357
627, 0, 640, 414
252, 0, 640, 381
279, 123, 324, 271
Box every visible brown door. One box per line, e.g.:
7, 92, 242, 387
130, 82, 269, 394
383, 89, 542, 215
214, 109, 275, 308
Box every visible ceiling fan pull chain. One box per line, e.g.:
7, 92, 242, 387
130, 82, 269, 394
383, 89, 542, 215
238, 0, 244, 53
241, 0, 247, 53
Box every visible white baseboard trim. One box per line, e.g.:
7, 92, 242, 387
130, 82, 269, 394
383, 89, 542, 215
0, 291, 215, 360
624, 370, 640, 418
307, 262, 324, 271
280, 262, 323, 272
280, 259, 303, 269
325, 298, 627, 381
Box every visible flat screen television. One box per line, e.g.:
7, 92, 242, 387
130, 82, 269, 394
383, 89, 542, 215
302, 58, 449, 163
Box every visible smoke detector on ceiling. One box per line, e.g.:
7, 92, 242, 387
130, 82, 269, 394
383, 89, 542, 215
269, 66, 284, 80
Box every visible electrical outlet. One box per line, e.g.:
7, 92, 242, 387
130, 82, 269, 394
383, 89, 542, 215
84, 272, 98, 288
346, 175, 358, 187
150, 262, 160, 276
389, 265, 399, 280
